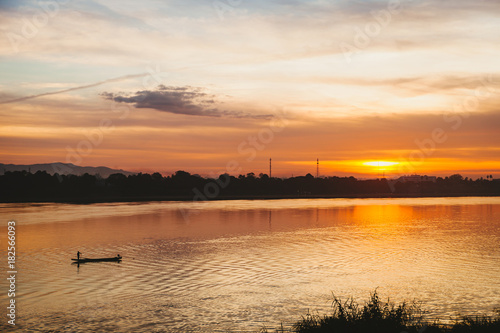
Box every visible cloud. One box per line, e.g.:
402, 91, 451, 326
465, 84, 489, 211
101, 85, 272, 119
276, 110, 500, 156
307, 73, 500, 97
0, 73, 148, 104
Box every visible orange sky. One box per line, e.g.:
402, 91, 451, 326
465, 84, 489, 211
1, 0, 500, 179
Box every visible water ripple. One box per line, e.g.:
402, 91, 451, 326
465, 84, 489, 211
1, 199, 499, 332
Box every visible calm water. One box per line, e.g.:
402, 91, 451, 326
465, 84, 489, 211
1, 197, 499, 332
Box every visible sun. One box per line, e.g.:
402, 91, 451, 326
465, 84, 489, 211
362, 161, 399, 167
361, 161, 400, 176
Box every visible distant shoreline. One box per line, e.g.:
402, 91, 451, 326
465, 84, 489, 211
3, 170, 499, 204
2, 193, 499, 204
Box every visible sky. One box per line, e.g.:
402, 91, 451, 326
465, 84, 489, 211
1, 0, 500, 178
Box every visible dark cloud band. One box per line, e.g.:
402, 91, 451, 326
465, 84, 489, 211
102, 85, 272, 119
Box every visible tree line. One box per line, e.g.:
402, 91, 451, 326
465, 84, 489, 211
0, 170, 498, 202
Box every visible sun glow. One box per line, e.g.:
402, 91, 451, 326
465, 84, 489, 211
362, 161, 399, 167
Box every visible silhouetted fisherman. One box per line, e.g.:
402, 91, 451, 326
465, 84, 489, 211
77, 251, 81, 260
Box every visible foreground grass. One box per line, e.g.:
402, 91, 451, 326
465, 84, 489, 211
262, 291, 500, 333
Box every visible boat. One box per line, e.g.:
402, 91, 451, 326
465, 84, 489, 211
71, 255, 122, 263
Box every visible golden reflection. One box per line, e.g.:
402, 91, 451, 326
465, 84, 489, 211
349, 205, 411, 225
3, 199, 499, 254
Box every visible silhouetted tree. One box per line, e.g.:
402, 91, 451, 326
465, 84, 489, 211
1, 170, 499, 202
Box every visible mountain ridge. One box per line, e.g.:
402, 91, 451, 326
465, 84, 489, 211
0, 162, 136, 178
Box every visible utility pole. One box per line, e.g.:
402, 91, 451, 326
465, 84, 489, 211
269, 158, 272, 178
316, 158, 319, 178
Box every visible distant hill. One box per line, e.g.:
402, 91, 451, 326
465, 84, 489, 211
0, 163, 136, 178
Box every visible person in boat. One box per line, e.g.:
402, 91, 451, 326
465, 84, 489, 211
77, 251, 81, 260
117, 254, 121, 259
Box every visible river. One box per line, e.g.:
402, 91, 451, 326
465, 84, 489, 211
1, 197, 499, 332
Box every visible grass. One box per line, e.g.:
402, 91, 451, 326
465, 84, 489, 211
261, 291, 500, 333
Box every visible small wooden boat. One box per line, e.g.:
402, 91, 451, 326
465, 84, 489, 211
71, 255, 122, 263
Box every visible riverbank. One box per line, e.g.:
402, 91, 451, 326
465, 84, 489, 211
262, 291, 500, 333
2, 170, 499, 204
2, 193, 500, 204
